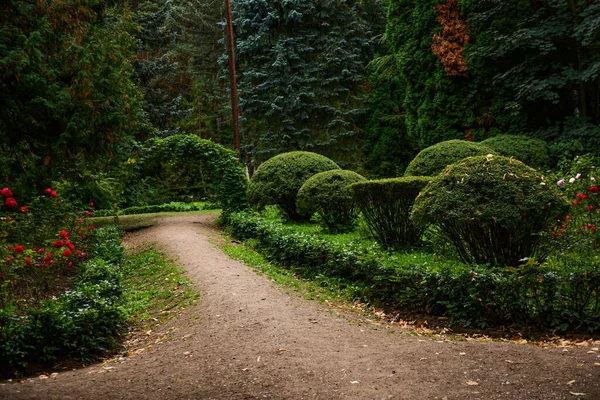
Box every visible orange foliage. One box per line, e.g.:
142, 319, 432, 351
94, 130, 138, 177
431, 0, 470, 77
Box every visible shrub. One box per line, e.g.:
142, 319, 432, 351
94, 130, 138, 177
225, 211, 600, 332
481, 134, 550, 169
412, 155, 569, 266
350, 176, 431, 248
248, 151, 340, 221
404, 140, 496, 177
296, 170, 366, 231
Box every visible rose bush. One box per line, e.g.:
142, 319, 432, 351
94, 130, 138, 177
0, 187, 95, 308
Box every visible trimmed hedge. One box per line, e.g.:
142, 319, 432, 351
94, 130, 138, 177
481, 134, 550, 169
225, 211, 600, 332
350, 176, 431, 248
94, 202, 217, 217
248, 151, 340, 221
404, 139, 496, 177
297, 170, 366, 231
412, 155, 569, 266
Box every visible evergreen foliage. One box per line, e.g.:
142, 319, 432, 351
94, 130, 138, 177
412, 155, 569, 266
481, 135, 550, 169
247, 151, 340, 221
0, 1, 147, 197
350, 176, 431, 248
296, 170, 366, 232
141, 135, 248, 212
404, 140, 495, 177
233, 0, 384, 168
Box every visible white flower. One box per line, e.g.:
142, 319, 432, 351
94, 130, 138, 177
576, 173, 582, 179
569, 178, 576, 184
557, 179, 565, 187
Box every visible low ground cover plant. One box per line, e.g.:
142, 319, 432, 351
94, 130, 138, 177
93, 201, 217, 217
225, 210, 600, 332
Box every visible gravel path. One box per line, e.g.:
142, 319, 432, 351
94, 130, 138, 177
2, 213, 599, 399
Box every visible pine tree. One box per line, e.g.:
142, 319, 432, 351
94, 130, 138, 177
233, 0, 383, 168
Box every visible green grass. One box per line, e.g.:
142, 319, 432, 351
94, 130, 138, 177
121, 247, 199, 328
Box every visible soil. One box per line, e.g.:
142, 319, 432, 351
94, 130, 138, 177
2, 213, 600, 400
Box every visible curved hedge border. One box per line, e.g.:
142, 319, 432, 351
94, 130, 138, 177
0, 226, 126, 376
225, 211, 600, 332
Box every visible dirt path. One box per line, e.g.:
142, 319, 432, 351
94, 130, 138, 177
2, 213, 600, 400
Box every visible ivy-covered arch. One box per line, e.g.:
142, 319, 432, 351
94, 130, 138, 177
143, 135, 248, 212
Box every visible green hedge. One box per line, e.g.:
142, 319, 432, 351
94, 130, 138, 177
481, 134, 550, 169
248, 151, 340, 221
350, 176, 431, 249
94, 202, 217, 217
0, 226, 126, 376
404, 140, 496, 177
225, 211, 600, 332
412, 156, 569, 266
297, 170, 366, 232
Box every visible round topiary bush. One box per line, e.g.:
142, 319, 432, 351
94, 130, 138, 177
296, 170, 366, 231
481, 134, 550, 169
412, 155, 569, 267
248, 151, 340, 221
404, 140, 496, 177
350, 176, 431, 248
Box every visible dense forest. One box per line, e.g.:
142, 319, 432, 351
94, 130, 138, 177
1, 0, 599, 205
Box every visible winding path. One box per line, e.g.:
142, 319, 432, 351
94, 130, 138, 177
2, 213, 600, 399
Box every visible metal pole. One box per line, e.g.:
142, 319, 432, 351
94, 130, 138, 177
225, 0, 241, 162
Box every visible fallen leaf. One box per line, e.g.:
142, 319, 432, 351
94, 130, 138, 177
39, 375, 48, 380
567, 380, 576, 385
594, 363, 600, 367
570, 392, 586, 396
350, 380, 360, 384
465, 381, 479, 386
459, 352, 466, 356
577, 363, 584, 367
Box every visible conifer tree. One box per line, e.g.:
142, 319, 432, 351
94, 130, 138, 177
233, 0, 383, 168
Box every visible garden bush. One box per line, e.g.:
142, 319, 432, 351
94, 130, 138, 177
404, 140, 496, 177
350, 176, 431, 248
248, 151, 340, 221
412, 155, 569, 266
481, 134, 550, 169
225, 211, 600, 332
140, 135, 248, 213
93, 201, 216, 217
296, 170, 366, 232
0, 226, 126, 377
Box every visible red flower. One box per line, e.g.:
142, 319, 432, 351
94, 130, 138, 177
45, 188, 53, 195
60, 230, 69, 239
20, 206, 29, 213
573, 201, 579, 205
68, 261, 73, 267
89, 225, 95, 230
76, 250, 83, 258
590, 186, 599, 193
14, 245, 23, 253
39, 248, 45, 253
576, 193, 587, 200
67, 242, 74, 250
1, 187, 13, 197
588, 205, 595, 211
53, 240, 64, 248
5, 197, 17, 208
566, 215, 573, 220
63, 249, 72, 257
89, 202, 95, 207
50, 191, 57, 198
25, 256, 31, 266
